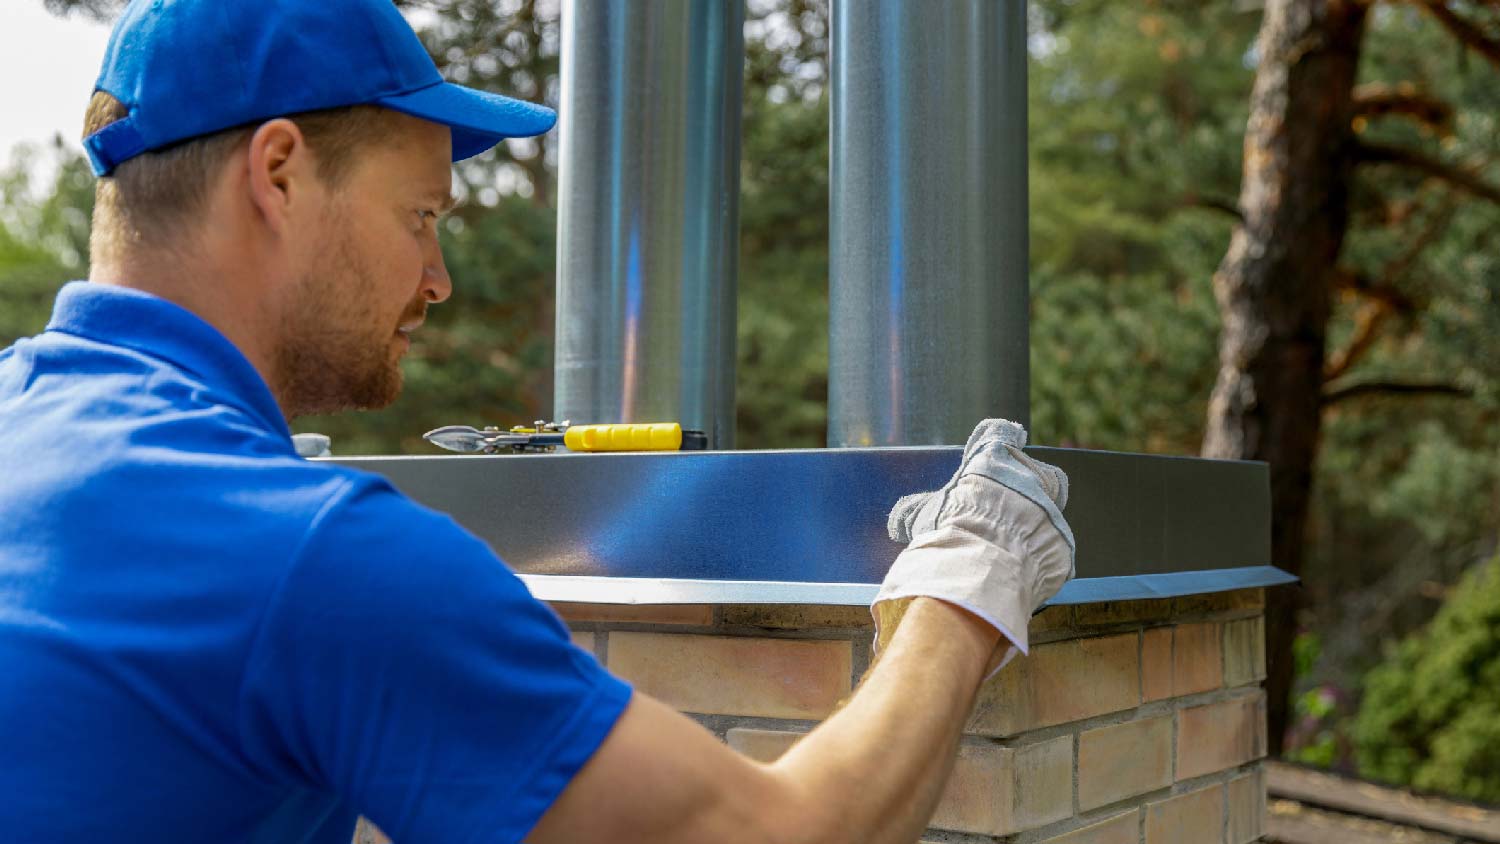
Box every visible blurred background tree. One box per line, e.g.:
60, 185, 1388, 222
1200, 0, 1500, 758
1354, 554, 1500, 803
9, 0, 1500, 800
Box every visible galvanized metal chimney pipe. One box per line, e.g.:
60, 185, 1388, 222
828, 0, 1030, 446
554, 0, 744, 449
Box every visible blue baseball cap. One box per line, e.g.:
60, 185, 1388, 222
84, 0, 557, 177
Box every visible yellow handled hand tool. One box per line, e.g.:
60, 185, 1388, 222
423, 420, 708, 454
563, 423, 692, 451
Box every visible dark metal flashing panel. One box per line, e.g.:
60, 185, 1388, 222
335, 446, 1283, 603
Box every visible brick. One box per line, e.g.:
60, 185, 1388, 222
720, 604, 873, 630
1145, 783, 1224, 844
1228, 588, 1265, 610
1039, 810, 1140, 844
1143, 623, 1226, 701
1078, 715, 1173, 810
969, 633, 1140, 736
1142, 627, 1173, 702
1227, 768, 1265, 844
1007, 738, 1075, 832
1172, 622, 1223, 695
570, 630, 596, 653
608, 632, 852, 719
549, 602, 713, 626
1174, 588, 1262, 616
931, 737, 1073, 836
1176, 694, 1267, 781
729, 731, 1071, 836
1223, 617, 1266, 687
1030, 605, 1074, 636
1074, 598, 1173, 627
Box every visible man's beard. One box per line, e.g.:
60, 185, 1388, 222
273, 228, 419, 419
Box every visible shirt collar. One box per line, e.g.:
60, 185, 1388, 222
46, 281, 292, 441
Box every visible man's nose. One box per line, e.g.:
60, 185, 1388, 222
422, 238, 453, 304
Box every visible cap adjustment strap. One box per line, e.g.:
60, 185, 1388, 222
84, 117, 149, 177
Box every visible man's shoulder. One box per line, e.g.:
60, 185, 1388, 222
287, 466, 502, 581
171, 454, 452, 572
0, 332, 419, 577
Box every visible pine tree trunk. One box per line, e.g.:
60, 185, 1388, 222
1202, 0, 1369, 755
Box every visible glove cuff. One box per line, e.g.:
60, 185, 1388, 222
872, 526, 1033, 677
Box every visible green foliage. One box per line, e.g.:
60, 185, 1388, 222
0, 226, 69, 343
1355, 556, 1500, 802
0, 141, 93, 346
1372, 423, 1498, 546
736, 0, 830, 448
1027, 1, 1257, 452
1288, 687, 1344, 769
1284, 633, 1359, 770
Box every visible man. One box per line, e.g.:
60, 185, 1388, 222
0, 1, 1074, 842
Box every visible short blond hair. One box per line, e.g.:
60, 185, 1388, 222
83, 91, 405, 265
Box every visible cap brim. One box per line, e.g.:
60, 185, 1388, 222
377, 82, 557, 162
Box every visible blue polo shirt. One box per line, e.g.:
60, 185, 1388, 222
0, 282, 632, 843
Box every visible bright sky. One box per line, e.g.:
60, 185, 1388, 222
0, 4, 114, 167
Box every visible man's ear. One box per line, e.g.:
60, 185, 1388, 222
246, 118, 317, 233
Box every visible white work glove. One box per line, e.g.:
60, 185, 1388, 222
874, 419, 1075, 674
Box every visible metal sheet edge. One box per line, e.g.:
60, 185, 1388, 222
518, 566, 1297, 606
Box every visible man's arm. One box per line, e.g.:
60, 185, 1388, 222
527, 597, 1001, 844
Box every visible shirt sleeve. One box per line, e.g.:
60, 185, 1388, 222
237, 477, 632, 844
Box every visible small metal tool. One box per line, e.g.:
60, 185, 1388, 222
423, 421, 708, 454
423, 420, 569, 454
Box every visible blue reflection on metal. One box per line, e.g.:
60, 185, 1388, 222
1050, 566, 1297, 605
606, 1, 629, 422
537, 448, 953, 582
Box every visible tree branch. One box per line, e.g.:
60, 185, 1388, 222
1324, 301, 1392, 382
1352, 82, 1454, 133
1178, 192, 1244, 222
1335, 268, 1418, 312
1324, 197, 1453, 381
1414, 0, 1500, 71
1322, 380, 1473, 406
1384, 195, 1459, 282
1356, 141, 1500, 205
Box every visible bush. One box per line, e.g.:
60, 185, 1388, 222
1353, 556, 1500, 803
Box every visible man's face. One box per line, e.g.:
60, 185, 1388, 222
275, 114, 454, 418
